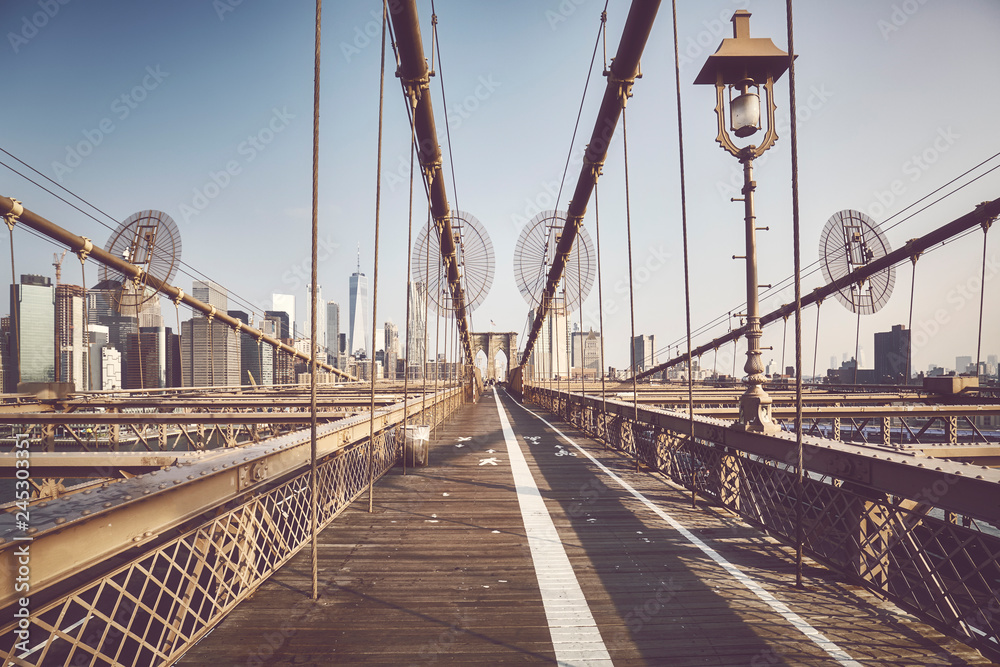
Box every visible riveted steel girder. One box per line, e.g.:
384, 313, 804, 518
389, 0, 473, 364
520, 0, 662, 367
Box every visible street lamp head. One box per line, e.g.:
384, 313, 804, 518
694, 10, 793, 159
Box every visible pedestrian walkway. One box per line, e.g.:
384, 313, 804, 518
180, 388, 993, 665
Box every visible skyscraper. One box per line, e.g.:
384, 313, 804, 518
326, 301, 340, 357
192, 280, 228, 311
874, 324, 910, 384
631, 334, 655, 374
406, 281, 427, 378
56, 283, 87, 390
349, 251, 369, 356
272, 294, 295, 338
384, 321, 399, 380
303, 283, 325, 349
181, 316, 240, 387
10, 274, 56, 387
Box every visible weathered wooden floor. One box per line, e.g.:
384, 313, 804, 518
180, 389, 995, 666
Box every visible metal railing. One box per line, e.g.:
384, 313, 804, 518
527, 385, 1000, 662
0, 388, 462, 666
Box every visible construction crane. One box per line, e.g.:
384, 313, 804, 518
52, 249, 67, 285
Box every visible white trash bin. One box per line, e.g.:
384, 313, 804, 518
403, 424, 430, 467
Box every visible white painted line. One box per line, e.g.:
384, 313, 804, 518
513, 395, 863, 667
493, 389, 612, 667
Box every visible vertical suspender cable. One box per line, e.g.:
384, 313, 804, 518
669, 0, 696, 506
785, 0, 806, 587
621, 105, 640, 470
594, 184, 607, 442
309, 0, 323, 601
905, 256, 918, 385
368, 0, 388, 514
812, 299, 822, 381
422, 211, 430, 418
8, 227, 20, 387
975, 220, 991, 379
401, 107, 417, 476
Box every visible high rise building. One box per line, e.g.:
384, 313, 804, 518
264, 310, 289, 338
529, 291, 570, 380
572, 328, 601, 373
302, 284, 326, 349
192, 280, 228, 311
349, 255, 369, 356
955, 355, 973, 375
229, 310, 259, 386
271, 294, 295, 338
326, 301, 340, 357
88, 324, 123, 391
181, 316, 240, 387
631, 334, 655, 375
56, 283, 87, 390
9, 274, 56, 388
406, 281, 427, 378
384, 322, 399, 380
0, 316, 11, 393
874, 324, 910, 384
126, 326, 168, 389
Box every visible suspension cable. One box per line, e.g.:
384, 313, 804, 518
975, 218, 991, 379
308, 0, 323, 601
784, 0, 806, 588
594, 182, 607, 437
401, 99, 417, 476
669, 0, 696, 505
368, 0, 388, 514
621, 105, 640, 471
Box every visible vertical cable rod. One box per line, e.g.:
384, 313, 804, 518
367, 0, 388, 514
308, 0, 323, 601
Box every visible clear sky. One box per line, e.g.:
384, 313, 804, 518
2, 0, 998, 375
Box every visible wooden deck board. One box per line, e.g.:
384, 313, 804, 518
179, 390, 996, 666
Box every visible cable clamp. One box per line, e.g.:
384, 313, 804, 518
174, 289, 185, 307
207, 306, 216, 322
4, 199, 23, 231
77, 237, 93, 263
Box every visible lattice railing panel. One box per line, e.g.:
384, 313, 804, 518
0, 411, 426, 666
526, 386, 1000, 661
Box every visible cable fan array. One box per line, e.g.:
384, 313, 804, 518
513, 210, 595, 311
99, 210, 182, 313
410, 210, 495, 315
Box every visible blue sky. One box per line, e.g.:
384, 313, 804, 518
2, 0, 998, 374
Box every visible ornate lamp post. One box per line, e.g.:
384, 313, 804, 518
695, 10, 791, 434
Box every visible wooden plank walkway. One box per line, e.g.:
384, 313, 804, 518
180, 389, 996, 666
